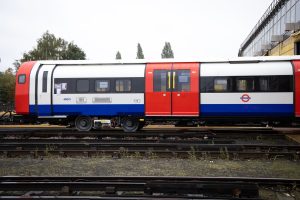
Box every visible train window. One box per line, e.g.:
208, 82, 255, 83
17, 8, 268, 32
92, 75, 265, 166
76, 80, 90, 93
95, 80, 110, 92
154, 70, 168, 92
116, 79, 131, 92
175, 70, 190, 92
269, 76, 292, 92
18, 74, 26, 84
54, 79, 75, 94
42, 71, 48, 93
259, 77, 269, 91
214, 78, 229, 92
201, 77, 213, 92
236, 78, 255, 92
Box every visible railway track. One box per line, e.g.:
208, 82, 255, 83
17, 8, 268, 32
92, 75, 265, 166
0, 127, 298, 159
0, 127, 290, 140
0, 176, 299, 199
0, 138, 299, 159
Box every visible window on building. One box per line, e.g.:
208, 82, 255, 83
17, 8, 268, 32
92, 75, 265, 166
95, 80, 110, 92
296, 41, 300, 55
296, 1, 300, 22
76, 80, 90, 93
18, 74, 26, 84
116, 79, 131, 92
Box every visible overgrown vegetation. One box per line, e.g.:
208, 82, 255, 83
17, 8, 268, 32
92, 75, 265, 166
0, 157, 299, 178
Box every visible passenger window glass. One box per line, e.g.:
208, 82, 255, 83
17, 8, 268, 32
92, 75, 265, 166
154, 70, 168, 92
236, 78, 255, 92
76, 80, 90, 93
18, 74, 26, 84
95, 80, 110, 92
259, 77, 269, 91
54, 79, 73, 94
214, 78, 228, 92
176, 70, 190, 92
116, 79, 131, 92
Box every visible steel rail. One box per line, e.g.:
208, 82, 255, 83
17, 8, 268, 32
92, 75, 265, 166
0, 176, 299, 199
0, 140, 299, 159
0, 128, 287, 140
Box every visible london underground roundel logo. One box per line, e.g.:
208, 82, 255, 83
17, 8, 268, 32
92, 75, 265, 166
240, 94, 251, 102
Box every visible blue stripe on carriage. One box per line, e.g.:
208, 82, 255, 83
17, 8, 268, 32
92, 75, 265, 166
200, 104, 294, 116
29, 104, 145, 116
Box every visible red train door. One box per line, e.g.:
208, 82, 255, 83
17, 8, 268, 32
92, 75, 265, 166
145, 63, 199, 116
172, 63, 199, 116
293, 60, 300, 117
145, 63, 172, 116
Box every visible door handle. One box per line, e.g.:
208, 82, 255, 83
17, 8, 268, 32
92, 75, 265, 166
163, 93, 166, 97
177, 93, 180, 97
173, 71, 176, 89
168, 72, 171, 89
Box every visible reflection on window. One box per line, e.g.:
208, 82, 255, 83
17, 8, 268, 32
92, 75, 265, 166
214, 78, 228, 92
116, 79, 131, 92
76, 80, 89, 93
236, 78, 255, 92
55, 83, 68, 94
95, 80, 110, 92
176, 70, 190, 92
154, 70, 168, 92
259, 77, 269, 91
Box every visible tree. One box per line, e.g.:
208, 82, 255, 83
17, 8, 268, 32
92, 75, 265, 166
13, 60, 21, 73
161, 42, 174, 58
0, 68, 15, 108
136, 43, 144, 59
21, 31, 86, 62
62, 42, 86, 60
116, 51, 122, 60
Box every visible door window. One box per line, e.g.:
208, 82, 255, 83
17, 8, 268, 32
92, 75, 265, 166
154, 70, 169, 92
175, 70, 190, 92
42, 71, 48, 93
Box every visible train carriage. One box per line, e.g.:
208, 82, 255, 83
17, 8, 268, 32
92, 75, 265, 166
15, 56, 300, 131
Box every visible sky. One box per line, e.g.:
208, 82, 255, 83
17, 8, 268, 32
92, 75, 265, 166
0, 0, 273, 71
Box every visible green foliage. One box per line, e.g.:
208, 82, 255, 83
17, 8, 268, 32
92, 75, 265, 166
62, 42, 86, 60
12, 60, 21, 73
136, 43, 144, 59
161, 42, 174, 58
21, 31, 86, 62
0, 68, 15, 107
116, 51, 122, 60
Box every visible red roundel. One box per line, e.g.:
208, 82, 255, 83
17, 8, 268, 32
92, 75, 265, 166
240, 94, 251, 102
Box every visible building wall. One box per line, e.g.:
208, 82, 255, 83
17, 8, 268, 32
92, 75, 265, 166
239, 0, 300, 57
269, 31, 300, 56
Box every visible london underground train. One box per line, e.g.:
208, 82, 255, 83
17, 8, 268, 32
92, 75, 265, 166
15, 56, 300, 132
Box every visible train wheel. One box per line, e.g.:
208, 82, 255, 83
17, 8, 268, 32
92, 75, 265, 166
122, 117, 139, 133
75, 116, 93, 131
